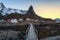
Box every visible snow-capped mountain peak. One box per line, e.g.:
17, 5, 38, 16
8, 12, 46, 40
0, 3, 27, 15
6, 8, 27, 14
0, 3, 5, 8
0, 3, 5, 12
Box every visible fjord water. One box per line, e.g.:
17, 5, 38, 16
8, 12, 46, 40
26, 24, 38, 40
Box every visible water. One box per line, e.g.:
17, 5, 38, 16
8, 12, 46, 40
26, 24, 38, 40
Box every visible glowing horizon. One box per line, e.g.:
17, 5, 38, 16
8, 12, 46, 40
34, 4, 60, 19
0, 0, 60, 19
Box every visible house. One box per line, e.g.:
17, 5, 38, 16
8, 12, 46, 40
0, 19, 5, 23
26, 18, 31, 21
10, 19, 18, 23
18, 19, 23, 21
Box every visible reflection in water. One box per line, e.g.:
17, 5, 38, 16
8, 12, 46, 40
26, 24, 38, 40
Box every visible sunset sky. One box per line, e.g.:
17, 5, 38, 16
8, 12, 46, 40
0, 0, 60, 19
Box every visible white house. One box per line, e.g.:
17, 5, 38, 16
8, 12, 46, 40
19, 19, 23, 21
26, 18, 31, 21
10, 19, 18, 23
0, 19, 5, 23
35, 19, 38, 22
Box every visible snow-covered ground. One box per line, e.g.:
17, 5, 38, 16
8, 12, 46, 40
0, 30, 20, 40
41, 36, 60, 40
26, 24, 38, 40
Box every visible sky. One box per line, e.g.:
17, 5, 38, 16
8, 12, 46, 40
0, 0, 60, 19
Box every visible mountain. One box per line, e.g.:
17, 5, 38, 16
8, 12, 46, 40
0, 3, 6, 15
0, 3, 27, 15
54, 18, 60, 23
24, 6, 43, 20
0, 3, 54, 23
4, 5, 44, 20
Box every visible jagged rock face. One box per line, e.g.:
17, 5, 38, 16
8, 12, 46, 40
26, 6, 34, 15
0, 3, 43, 20
0, 3, 53, 21
0, 3, 27, 15
24, 6, 43, 20
3, 6, 43, 20
0, 3, 4, 19
0, 3, 5, 11
0, 3, 7, 15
